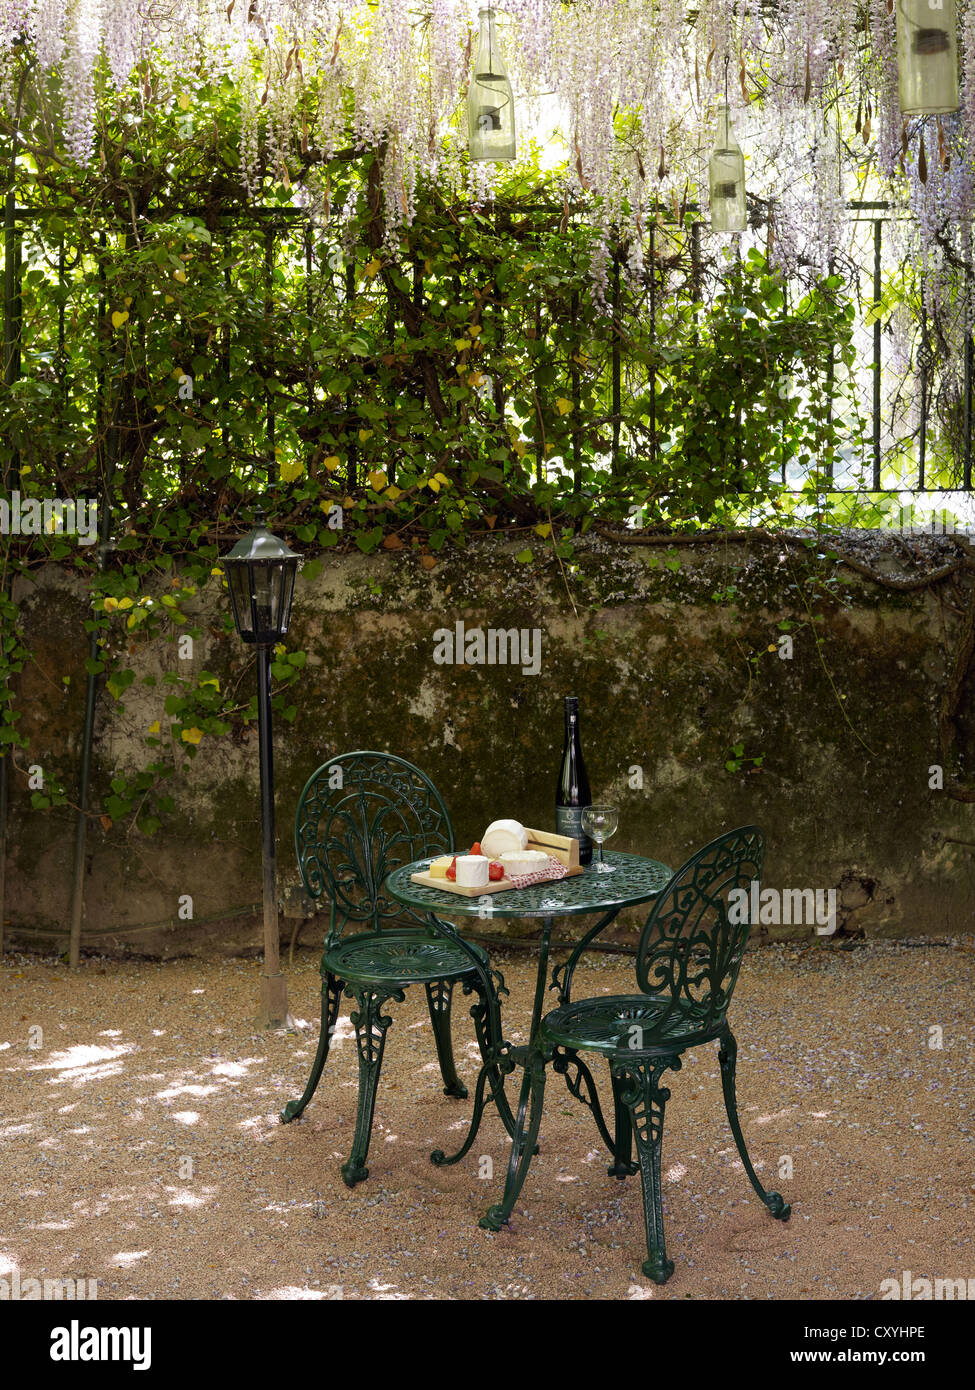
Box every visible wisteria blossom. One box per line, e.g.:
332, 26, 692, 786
1, 0, 974, 295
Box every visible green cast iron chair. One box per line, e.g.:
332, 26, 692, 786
280, 751, 507, 1187
481, 825, 791, 1283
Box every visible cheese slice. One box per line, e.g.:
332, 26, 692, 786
428, 856, 453, 879
481, 819, 529, 858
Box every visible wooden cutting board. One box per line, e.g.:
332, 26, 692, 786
410, 827, 583, 897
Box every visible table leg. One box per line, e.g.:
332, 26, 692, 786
478, 915, 555, 1230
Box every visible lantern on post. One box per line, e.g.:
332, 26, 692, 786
468, 6, 516, 161
221, 507, 301, 1029
896, 0, 959, 116
709, 101, 747, 234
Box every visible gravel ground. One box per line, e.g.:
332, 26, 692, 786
2, 938, 973, 1301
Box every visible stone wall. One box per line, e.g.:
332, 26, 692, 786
5, 531, 975, 956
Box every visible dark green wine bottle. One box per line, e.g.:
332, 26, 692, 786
555, 695, 592, 864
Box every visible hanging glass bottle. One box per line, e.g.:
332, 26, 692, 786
896, 0, 960, 116
468, 6, 516, 162
709, 103, 746, 233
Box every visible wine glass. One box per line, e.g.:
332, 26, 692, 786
582, 804, 619, 873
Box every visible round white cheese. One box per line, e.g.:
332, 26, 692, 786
455, 854, 490, 888
481, 819, 529, 858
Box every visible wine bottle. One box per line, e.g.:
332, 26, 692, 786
556, 695, 592, 864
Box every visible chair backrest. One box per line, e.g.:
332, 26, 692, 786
636, 826, 766, 1036
294, 751, 455, 939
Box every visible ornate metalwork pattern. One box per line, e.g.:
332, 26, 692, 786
387, 850, 671, 919
469, 825, 792, 1286
635, 825, 765, 1037
540, 994, 698, 1054
282, 752, 515, 1191
324, 931, 488, 984
295, 752, 455, 940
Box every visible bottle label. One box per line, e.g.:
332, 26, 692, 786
556, 805, 592, 856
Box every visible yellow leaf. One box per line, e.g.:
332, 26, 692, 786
534, 523, 552, 539
126, 613, 138, 630
385, 485, 402, 501
425, 477, 441, 493
103, 597, 120, 613
200, 676, 220, 691
178, 93, 191, 111
181, 727, 204, 745
124, 297, 132, 307
343, 495, 355, 509
155, 405, 164, 413
164, 295, 174, 304
767, 644, 777, 652
358, 429, 373, 443
274, 643, 286, 657
433, 472, 450, 487
322, 455, 341, 472
148, 720, 160, 735
117, 597, 134, 610
368, 470, 387, 491
173, 269, 187, 283
210, 567, 223, 577
512, 439, 526, 458
467, 325, 482, 337
111, 310, 129, 329
454, 339, 469, 352
469, 372, 484, 387
364, 257, 381, 278
279, 455, 304, 483
555, 397, 574, 416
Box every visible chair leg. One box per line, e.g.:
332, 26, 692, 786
611, 1054, 681, 1285
425, 978, 468, 1099
480, 1049, 548, 1232
718, 1027, 791, 1220
608, 1068, 639, 1179
342, 986, 403, 1188
280, 971, 343, 1124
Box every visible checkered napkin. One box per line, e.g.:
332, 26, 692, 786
506, 855, 569, 890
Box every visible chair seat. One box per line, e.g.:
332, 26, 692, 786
323, 929, 488, 985
539, 993, 725, 1056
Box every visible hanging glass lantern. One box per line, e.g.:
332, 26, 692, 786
896, 0, 960, 116
468, 6, 516, 162
709, 103, 746, 234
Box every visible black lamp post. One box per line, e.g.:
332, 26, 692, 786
221, 508, 301, 1028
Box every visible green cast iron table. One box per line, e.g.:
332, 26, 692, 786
385, 850, 671, 1231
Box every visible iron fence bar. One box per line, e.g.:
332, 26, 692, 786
872, 218, 882, 491
345, 256, 357, 492
919, 292, 928, 490
611, 244, 621, 475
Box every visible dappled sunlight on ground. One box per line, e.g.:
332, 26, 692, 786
1, 940, 973, 1299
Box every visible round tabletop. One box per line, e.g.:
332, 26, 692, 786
385, 850, 672, 920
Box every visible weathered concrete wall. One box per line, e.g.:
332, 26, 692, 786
5, 532, 975, 955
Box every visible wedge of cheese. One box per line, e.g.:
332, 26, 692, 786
481, 819, 529, 859
428, 856, 453, 879
500, 850, 549, 878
